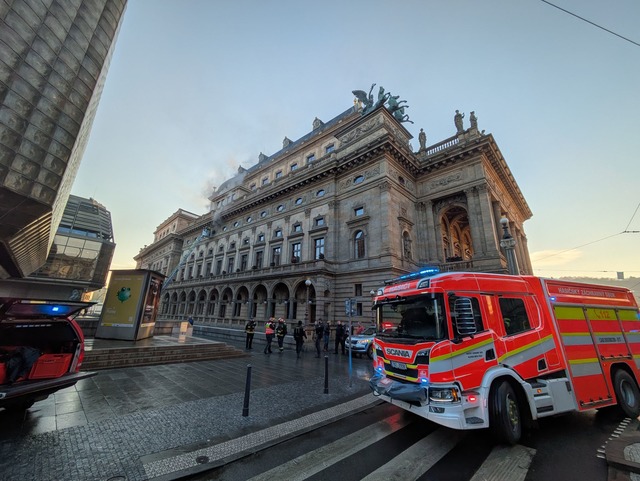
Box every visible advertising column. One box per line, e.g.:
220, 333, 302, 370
96, 269, 165, 340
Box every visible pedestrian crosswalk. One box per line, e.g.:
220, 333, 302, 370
237, 406, 537, 481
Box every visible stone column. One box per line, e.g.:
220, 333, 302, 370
424, 200, 439, 261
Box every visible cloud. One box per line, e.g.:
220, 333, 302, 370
530, 249, 582, 268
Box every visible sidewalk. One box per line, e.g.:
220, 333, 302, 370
0, 335, 377, 481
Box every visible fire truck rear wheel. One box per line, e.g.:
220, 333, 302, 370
613, 370, 640, 418
489, 380, 521, 445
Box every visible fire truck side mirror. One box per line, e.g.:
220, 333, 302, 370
453, 297, 477, 336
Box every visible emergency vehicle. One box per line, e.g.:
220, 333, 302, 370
369, 269, 640, 444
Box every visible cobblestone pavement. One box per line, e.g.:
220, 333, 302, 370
0, 336, 375, 481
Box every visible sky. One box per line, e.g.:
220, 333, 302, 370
73, 0, 640, 282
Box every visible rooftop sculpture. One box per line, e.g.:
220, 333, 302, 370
352, 84, 413, 124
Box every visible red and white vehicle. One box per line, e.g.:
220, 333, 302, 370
369, 269, 640, 444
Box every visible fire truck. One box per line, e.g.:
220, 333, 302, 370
369, 269, 640, 444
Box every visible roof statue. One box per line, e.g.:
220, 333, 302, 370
352, 84, 413, 124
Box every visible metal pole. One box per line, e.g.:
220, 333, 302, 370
242, 364, 252, 417
324, 355, 329, 394
348, 298, 353, 388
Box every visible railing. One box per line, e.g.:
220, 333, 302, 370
437, 259, 474, 272
425, 135, 459, 156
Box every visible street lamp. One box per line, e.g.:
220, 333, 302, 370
305, 279, 312, 323
500, 216, 520, 275
370, 289, 376, 324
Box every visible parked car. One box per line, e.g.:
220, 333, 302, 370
346, 326, 377, 359
0, 298, 96, 411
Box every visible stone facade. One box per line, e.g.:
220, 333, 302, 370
0, 0, 127, 278
135, 104, 532, 327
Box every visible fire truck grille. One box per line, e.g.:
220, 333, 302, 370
386, 363, 418, 379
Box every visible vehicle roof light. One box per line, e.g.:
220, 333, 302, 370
383, 266, 440, 285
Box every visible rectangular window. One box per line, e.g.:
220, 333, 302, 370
315, 217, 325, 226
314, 237, 325, 259
272, 246, 281, 266
275, 229, 283, 238
215, 259, 222, 275
291, 242, 301, 261
499, 298, 531, 335
206, 262, 211, 275
355, 207, 364, 216
307, 154, 315, 163
325, 144, 334, 154
255, 250, 264, 268
290, 163, 298, 171
258, 234, 265, 242
188, 266, 193, 279
262, 177, 269, 185
227, 257, 234, 272
240, 254, 248, 271
275, 170, 283, 179
356, 302, 363, 316
355, 284, 362, 296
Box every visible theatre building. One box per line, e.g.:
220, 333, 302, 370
135, 94, 533, 327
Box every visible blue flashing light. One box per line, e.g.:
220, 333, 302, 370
549, 296, 556, 302
52, 306, 61, 312
420, 378, 429, 385
385, 266, 440, 285
376, 366, 384, 373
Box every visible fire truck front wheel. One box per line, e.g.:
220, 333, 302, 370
489, 380, 521, 445
613, 369, 640, 418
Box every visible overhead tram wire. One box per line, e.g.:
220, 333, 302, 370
539, 0, 640, 48
536, 204, 640, 262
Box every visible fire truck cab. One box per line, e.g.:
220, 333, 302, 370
369, 269, 640, 444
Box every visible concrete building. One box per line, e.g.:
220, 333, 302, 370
135, 96, 533, 327
0, 0, 127, 279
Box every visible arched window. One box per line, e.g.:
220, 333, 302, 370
354, 230, 366, 259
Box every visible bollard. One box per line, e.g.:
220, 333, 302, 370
324, 355, 329, 394
242, 364, 252, 417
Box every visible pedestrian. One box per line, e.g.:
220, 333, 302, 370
323, 321, 331, 352
244, 318, 256, 350
264, 317, 275, 354
276, 317, 288, 353
334, 320, 346, 354
314, 320, 324, 357
293, 320, 307, 359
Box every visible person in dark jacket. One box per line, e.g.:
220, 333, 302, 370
323, 321, 331, 352
314, 320, 324, 358
334, 320, 346, 354
245, 319, 257, 350
293, 321, 307, 359
275, 318, 288, 353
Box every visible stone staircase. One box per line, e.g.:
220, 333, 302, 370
82, 338, 247, 370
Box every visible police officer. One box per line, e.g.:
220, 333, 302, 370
334, 320, 346, 354
275, 318, 288, 353
293, 320, 307, 359
244, 318, 257, 350
314, 320, 324, 358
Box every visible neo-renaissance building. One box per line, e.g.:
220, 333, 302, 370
0, 0, 127, 281
135, 95, 533, 327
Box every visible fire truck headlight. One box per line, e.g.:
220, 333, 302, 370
429, 386, 460, 403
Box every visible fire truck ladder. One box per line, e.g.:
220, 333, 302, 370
162, 226, 211, 290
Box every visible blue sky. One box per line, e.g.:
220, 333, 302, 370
74, 0, 640, 280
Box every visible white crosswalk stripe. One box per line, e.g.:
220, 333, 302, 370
246, 411, 412, 481
245, 409, 537, 481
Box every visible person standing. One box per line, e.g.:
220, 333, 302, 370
244, 318, 256, 350
334, 320, 346, 355
293, 321, 307, 359
323, 321, 331, 352
314, 320, 324, 358
275, 318, 288, 353
264, 317, 275, 354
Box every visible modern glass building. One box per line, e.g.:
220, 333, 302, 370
29, 194, 115, 292
0, 0, 127, 279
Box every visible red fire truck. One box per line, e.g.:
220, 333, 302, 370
369, 269, 640, 444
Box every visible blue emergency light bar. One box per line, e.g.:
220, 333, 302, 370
383, 267, 440, 285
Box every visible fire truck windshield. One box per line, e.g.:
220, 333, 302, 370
376, 294, 448, 341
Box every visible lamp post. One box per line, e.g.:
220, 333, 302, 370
305, 279, 312, 323
500, 216, 520, 275
370, 289, 376, 324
